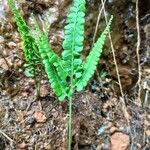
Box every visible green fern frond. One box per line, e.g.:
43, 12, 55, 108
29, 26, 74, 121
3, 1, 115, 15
76, 16, 113, 91
8, 0, 40, 62
62, 0, 86, 79
32, 18, 68, 100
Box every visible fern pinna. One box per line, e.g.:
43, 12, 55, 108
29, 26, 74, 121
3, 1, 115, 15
9, 0, 113, 149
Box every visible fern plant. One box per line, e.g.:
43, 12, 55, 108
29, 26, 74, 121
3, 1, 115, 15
8, 0, 44, 97
8, 0, 113, 149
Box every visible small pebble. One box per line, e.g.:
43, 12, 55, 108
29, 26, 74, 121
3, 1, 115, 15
18, 141, 27, 149
34, 111, 47, 123
0, 35, 4, 43
98, 125, 108, 135
25, 114, 35, 125
110, 127, 118, 133
111, 132, 130, 150
7, 41, 16, 48
18, 100, 27, 111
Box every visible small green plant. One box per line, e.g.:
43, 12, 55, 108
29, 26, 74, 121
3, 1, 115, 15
8, 0, 43, 97
8, 0, 113, 149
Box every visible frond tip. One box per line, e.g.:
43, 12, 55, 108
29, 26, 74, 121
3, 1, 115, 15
76, 15, 113, 91
62, 0, 86, 78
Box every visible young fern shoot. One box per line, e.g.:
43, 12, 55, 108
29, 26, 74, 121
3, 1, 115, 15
8, 0, 113, 149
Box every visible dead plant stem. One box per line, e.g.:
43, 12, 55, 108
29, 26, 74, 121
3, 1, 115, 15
0, 53, 10, 69
136, 0, 142, 106
0, 129, 14, 143
100, 0, 134, 148
100, 0, 125, 104
92, 0, 107, 47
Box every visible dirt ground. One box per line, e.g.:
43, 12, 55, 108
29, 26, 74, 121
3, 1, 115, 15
0, 0, 150, 150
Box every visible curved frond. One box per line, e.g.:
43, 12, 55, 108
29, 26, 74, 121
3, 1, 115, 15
76, 16, 113, 91
32, 19, 68, 100
62, 0, 86, 79
8, 0, 40, 62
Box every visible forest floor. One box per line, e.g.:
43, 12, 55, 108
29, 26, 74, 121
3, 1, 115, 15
0, 0, 150, 150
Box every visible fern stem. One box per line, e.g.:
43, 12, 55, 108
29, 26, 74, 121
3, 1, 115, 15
36, 66, 43, 98
68, 96, 73, 150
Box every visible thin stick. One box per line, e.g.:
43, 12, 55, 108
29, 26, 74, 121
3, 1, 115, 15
144, 90, 149, 106
136, 0, 142, 105
92, 0, 107, 47
0, 129, 14, 143
33, 64, 43, 99
100, 0, 125, 103
0, 53, 10, 69
100, 0, 134, 147
37, 67, 43, 111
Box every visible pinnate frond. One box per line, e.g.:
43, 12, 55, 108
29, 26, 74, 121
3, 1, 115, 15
8, 0, 40, 62
76, 16, 113, 91
32, 19, 68, 100
62, 0, 86, 79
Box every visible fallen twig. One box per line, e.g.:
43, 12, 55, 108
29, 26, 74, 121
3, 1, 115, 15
0, 129, 14, 143
136, 0, 142, 106
92, 0, 107, 47
100, 0, 125, 104
100, 0, 134, 147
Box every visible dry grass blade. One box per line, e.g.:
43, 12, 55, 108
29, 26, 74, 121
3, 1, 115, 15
100, 0, 125, 104
136, 0, 142, 106
0, 129, 14, 143
100, 0, 133, 140
92, 0, 107, 47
